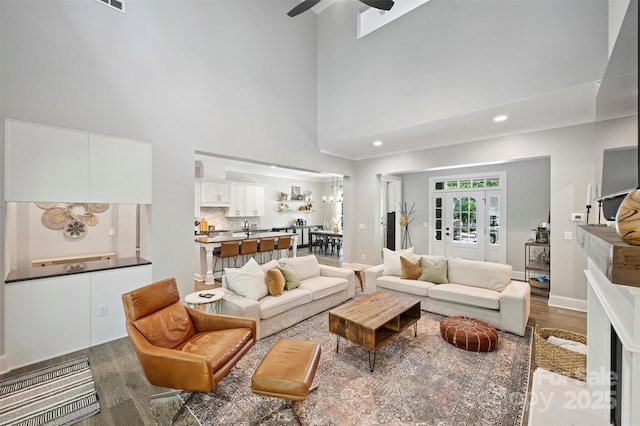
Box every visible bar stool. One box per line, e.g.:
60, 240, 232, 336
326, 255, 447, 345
274, 235, 292, 259
257, 237, 275, 264
240, 239, 258, 265
212, 241, 240, 279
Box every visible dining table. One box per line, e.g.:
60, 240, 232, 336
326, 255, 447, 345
308, 230, 343, 256
196, 231, 298, 284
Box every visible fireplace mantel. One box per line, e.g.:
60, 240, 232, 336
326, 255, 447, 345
577, 225, 640, 425
576, 225, 640, 288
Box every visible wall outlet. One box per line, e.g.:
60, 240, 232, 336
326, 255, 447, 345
109, 228, 116, 236
98, 304, 108, 317
564, 231, 572, 240
358, 224, 365, 230
361, 254, 365, 260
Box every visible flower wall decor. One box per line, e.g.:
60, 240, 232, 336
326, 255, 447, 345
37, 203, 109, 238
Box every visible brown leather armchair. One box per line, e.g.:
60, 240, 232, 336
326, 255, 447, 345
122, 278, 256, 422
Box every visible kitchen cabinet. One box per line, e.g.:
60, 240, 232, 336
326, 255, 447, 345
5, 119, 152, 203
200, 179, 232, 206
88, 134, 152, 203
226, 183, 264, 217
246, 184, 265, 216
6, 119, 89, 201
227, 184, 246, 216
4, 263, 152, 370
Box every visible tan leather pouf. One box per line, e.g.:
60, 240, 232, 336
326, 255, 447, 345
440, 316, 499, 352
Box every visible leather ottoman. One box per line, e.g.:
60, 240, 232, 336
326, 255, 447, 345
251, 339, 321, 401
440, 316, 499, 352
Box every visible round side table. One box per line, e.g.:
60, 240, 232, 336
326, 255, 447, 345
185, 289, 224, 314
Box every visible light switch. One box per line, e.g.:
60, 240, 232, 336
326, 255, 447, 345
564, 231, 572, 240
358, 224, 365, 230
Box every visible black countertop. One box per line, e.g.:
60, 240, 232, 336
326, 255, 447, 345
5, 256, 152, 283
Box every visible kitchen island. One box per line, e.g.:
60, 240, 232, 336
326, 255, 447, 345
195, 231, 298, 284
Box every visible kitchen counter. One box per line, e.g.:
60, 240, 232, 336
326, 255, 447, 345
6, 256, 152, 283
195, 231, 298, 284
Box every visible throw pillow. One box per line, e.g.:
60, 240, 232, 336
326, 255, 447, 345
418, 257, 448, 284
279, 255, 320, 281
225, 258, 268, 300
266, 268, 285, 296
382, 247, 414, 276
400, 256, 421, 279
278, 263, 301, 290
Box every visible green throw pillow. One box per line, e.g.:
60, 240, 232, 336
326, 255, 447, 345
418, 258, 448, 284
278, 264, 301, 290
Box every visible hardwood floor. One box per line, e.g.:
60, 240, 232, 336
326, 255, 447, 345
0, 254, 585, 425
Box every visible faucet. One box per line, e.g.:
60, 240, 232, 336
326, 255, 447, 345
244, 220, 250, 236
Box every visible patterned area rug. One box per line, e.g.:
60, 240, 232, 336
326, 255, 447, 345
0, 356, 100, 426
187, 310, 532, 425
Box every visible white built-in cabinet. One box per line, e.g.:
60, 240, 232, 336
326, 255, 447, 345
5, 119, 152, 203
200, 179, 232, 206
4, 265, 152, 370
226, 183, 265, 217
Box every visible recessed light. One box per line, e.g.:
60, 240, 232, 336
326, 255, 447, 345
493, 115, 508, 122
373, 140, 383, 146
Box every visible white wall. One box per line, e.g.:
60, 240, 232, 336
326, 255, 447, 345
352, 116, 636, 310
317, 0, 607, 148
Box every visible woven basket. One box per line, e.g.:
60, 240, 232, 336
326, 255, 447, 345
534, 327, 587, 381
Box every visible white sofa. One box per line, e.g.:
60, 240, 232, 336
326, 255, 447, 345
220, 255, 355, 339
364, 254, 530, 336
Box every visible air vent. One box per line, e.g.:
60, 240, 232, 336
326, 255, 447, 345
96, 0, 125, 13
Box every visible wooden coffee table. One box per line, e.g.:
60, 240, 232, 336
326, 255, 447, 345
328, 291, 421, 372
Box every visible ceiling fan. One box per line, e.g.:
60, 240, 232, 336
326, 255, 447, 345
287, 0, 394, 17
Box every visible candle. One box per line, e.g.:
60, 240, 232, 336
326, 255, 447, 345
586, 184, 592, 206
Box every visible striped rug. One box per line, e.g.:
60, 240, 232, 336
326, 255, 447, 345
0, 356, 100, 426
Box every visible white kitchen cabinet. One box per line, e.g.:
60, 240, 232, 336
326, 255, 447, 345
200, 179, 232, 206
5, 119, 152, 203
246, 184, 265, 216
5, 119, 89, 202
89, 134, 152, 203
226, 183, 264, 217
4, 264, 152, 371
5, 274, 92, 370
227, 184, 246, 217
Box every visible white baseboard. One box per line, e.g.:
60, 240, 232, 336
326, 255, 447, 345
194, 273, 205, 282
513, 270, 525, 281
548, 294, 587, 312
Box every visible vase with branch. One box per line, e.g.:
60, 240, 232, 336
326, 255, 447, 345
399, 202, 415, 249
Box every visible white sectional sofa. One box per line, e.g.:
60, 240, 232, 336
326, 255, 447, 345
364, 253, 530, 336
219, 255, 355, 339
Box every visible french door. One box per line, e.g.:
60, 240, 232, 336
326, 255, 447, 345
430, 173, 506, 263
445, 191, 485, 260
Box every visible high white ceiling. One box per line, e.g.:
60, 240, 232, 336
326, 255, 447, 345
202, 0, 636, 179
314, 0, 637, 161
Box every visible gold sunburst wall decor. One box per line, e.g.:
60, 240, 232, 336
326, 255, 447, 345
38, 203, 109, 238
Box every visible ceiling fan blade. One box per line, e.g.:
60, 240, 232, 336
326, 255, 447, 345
359, 0, 394, 11
287, 0, 322, 17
